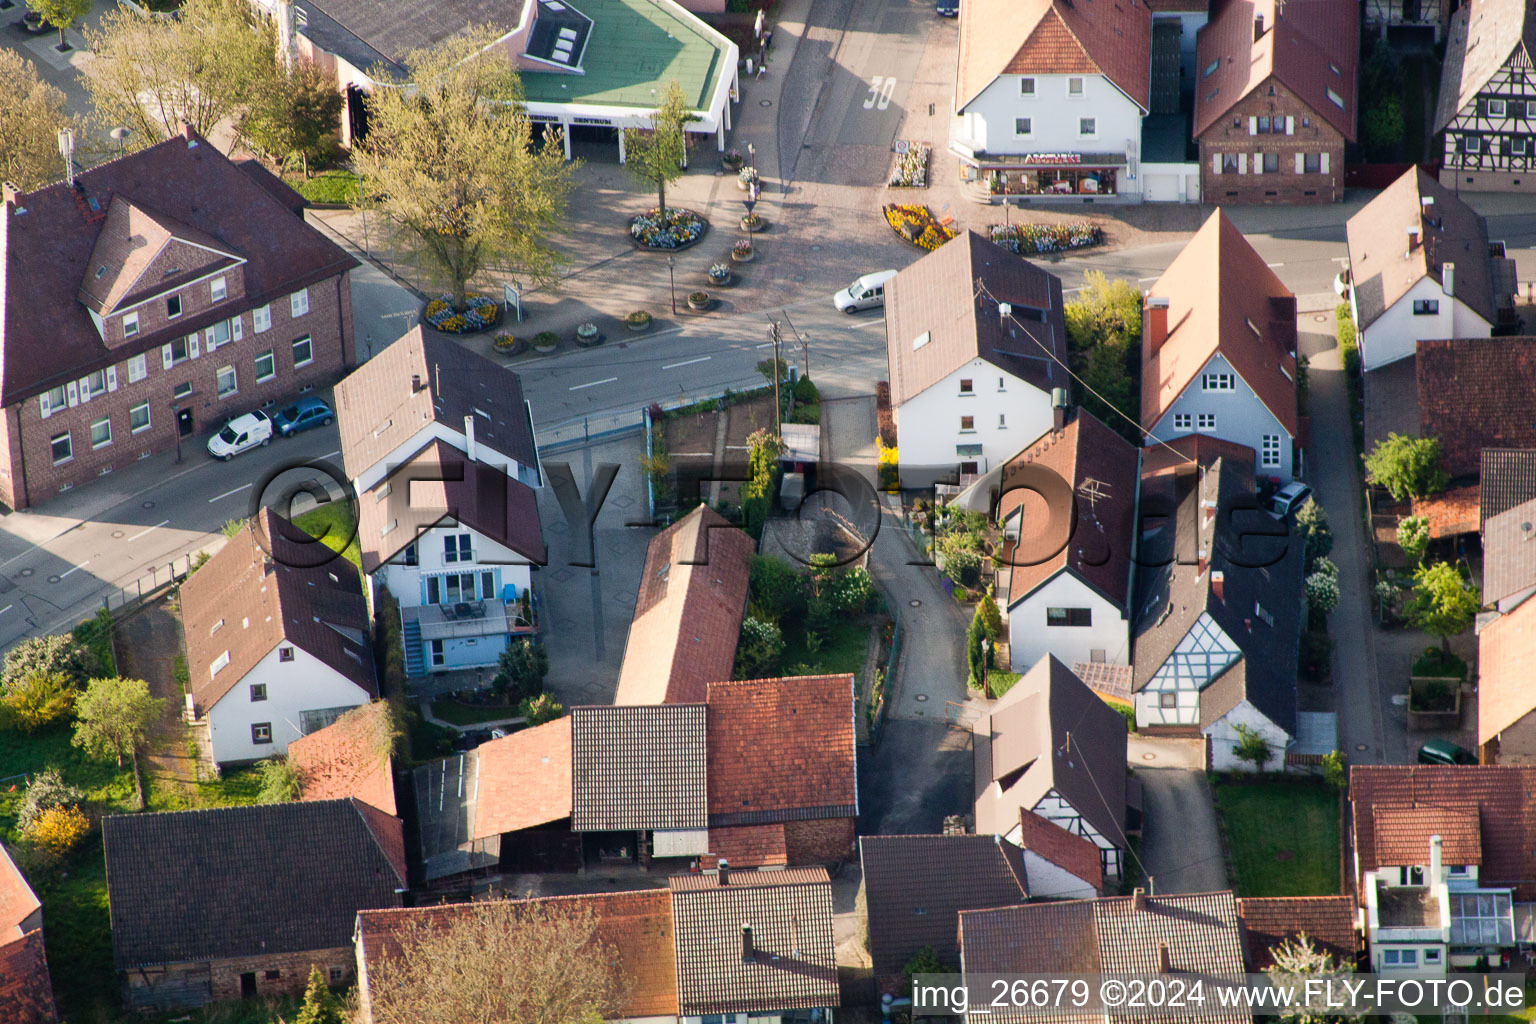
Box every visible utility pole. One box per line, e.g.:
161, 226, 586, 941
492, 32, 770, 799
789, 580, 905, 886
770, 320, 782, 439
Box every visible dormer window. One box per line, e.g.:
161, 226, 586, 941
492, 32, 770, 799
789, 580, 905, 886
123, 312, 140, 338
210, 276, 227, 303
94, 264, 107, 280
167, 294, 182, 319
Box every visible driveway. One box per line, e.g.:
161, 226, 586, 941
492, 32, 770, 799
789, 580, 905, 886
858, 719, 974, 835
1136, 767, 1228, 895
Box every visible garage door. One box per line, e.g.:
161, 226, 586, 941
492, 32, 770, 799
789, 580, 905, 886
1143, 173, 1180, 202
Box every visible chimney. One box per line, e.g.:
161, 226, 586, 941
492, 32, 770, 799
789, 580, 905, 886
1158, 942, 1173, 973
1430, 834, 1443, 883
1254, 12, 1265, 39
1422, 195, 1439, 228
180, 121, 196, 142
1132, 887, 1147, 912
57, 129, 74, 188
411, 373, 423, 394
1197, 551, 1208, 577
1407, 224, 1421, 252
718, 859, 730, 886
2, 182, 20, 208
464, 415, 477, 462
1145, 296, 1171, 356
1442, 261, 1456, 299
741, 923, 754, 962
1211, 570, 1225, 602
1052, 387, 1069, 431
275, 0, 298, 72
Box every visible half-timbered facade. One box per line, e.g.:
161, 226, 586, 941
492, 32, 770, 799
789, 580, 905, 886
1435, 0, 1536, 193
1365, 0, 1448, 43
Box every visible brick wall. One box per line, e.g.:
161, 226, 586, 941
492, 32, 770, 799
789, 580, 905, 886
124, 946, 352, 1009
0, 271, 353, 510
783, 816, 856, 864
1199, 77, 1346, 205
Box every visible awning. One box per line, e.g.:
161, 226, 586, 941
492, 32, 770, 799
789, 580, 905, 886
955, 149, 1128, 171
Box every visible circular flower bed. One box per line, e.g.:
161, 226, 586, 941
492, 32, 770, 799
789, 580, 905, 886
741, 214, 766, 233
574, 322, 601, 347
708, 263, 731, 285
625, 310, 652, 330
884, 204, 955, 251
424, 294, 501, 334
630, 208, 707, 250
988, 222, 1104, 254
492, 332, 524, 354
732, 240, 754, 262
723, 149, 744, 171
688, 290, 710, 311
532, 331, 559, 353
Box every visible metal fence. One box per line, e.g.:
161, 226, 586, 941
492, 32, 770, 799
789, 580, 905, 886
866, 599, 902, 746
95, 550, 206, 619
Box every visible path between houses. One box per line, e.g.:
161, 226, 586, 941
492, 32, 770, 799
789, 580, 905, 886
113, 599, 200, 793
1135, 767, 1228, 895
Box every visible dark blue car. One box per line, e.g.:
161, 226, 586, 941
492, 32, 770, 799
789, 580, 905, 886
272, 396, 334, 437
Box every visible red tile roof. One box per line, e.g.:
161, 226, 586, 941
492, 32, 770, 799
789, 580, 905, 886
957, 0, 1152, 114
1371, 803, 1482, 866
998, 411, 1140, 612
471, 717, 573, 839
1349, 765, 1536, 897
705, 676, 857, 826
1143, 210, 1297, 436
1412, 484, 1481, 540
1015, 810, 1104, 891
1479, 597, 1536, 749
1193, 0, 1358, 140
287, 701, 397, 816
0, 930, 57, 1024
356, 889, 677, 1018
1235, 895, 1357, 972
0, 843, 40, 937
1416, 337, 1536, 480
709, 824, 788, 868
615, 505, 754, 705
0, 126, 355, 407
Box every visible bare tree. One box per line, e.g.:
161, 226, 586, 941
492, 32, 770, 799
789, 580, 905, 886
367, 900, 627, 1024
0, 53, 73, 192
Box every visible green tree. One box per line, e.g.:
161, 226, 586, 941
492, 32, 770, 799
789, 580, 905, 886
977, 589, 1004, 642
240, 57, 342, 176
493, 640, 549, 703
1406, 561, 1481, 652
747, 555, 805, 622
0, 51, 74, 192
1266, 934, 1362, 1023
71, 676, 164, 770
1077, 341, 1135, 437
1396, 514, 1429, 564
1306, 570, 1340, 616
734, 615, 784, 679
1, 671, 77, 732
2, 633, 98, 690
1232, 723, 1273, 771
26, 0, 90, 49
354, 25, 573, 312
1064, 269, 1142, 351
1360, 99, 1405, 161
624, 79, 694, 217
295, 965, 347, 1024
518, 693, 564, 726
1364, 433, 1448, 502
1294, 498, 1334, 570
255, 756, 302, 803
1063, 270, 1141, 440
966, 613, 987, 691
1321, 750, 1345, 791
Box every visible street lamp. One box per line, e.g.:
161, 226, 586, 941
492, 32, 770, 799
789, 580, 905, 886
667, 255, 676, 315
746, 142, 756, 177
743, 179, 759, 238
109, 127, 131, 156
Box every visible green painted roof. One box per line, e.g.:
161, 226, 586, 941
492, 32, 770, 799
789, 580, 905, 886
520, 0, 728, 110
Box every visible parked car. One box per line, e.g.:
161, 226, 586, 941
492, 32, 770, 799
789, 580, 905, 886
1267, 481, 1314, 520
207, 410, 273, 461
272, 396, 334, 436
834, 270, 898, 314
936, 0, 959, 14
1417, 738, 1476, 766
451, 728, 495, 753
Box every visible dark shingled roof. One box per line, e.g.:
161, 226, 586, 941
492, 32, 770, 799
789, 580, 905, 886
669, 868, 838, 1015
0, 126, 354, 407
103, 799, 404, 968
1417, 337, 1536, 480
570, 705, 708, 832
1481, 449, 1536, 527
859, 835, 1029, 983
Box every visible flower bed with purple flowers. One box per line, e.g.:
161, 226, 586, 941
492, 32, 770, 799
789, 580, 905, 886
630, 208, 708, 250
988, 222, 1104, 254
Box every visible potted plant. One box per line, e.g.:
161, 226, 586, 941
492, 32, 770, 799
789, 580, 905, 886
740, 213, 765, 233
731, 239, 754, 263
687, 290, 710, 311
532, 331, 559, 353
492, 332, 522, 354
625, 310, 652, 331
708, 263, 731, 285
574, 322, 601, 346
736, 166, 759, 191
722, 148, 744, 171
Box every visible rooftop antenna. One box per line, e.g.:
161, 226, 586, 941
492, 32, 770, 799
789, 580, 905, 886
57, 129, 74, 188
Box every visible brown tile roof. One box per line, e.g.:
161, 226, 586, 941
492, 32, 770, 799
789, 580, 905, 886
356, 889, 677, 1019
0, 843, 40, 937
1345, 168, 1500, 334
1235, 895, 1357, 972
1142, 210, 1297, 436
973, 656, 1127, 843
1416, 337, 1536, 479
355, 438, 545, 573
76, 195, 242, 316
1483, 497, 1536, 606
571, 705, 708, 832
471, 717, 572, 838
0, 126, 355, 407
181, 508, 375, 712
1434, 0, 1536, 133
334, 325, 539, 484
705, 676, 857, 826
1070, 661, 1134, 703
287, 701, 397, 816
669, 867, 838, 1014
615, 505, 754, 705
233, 157, 307, 214
709, 824, 788, 868
1372, 803, 1483, 866
1193, 0, 1358, 140
1015, 809, 1104, 891
859, 835, 1030, 981
1348, 765, 1536, 897
956, 0, 1152, 114
1362, 351, 1421, 458
103, 799, 404, 968
1481, 449, 1536, 526
0, 930, 57, 1024
959, 891, 1248, 1023
1411, 484, 1481, 540
886, 231, 1068, 407
1479, 597, 1536, 749
998, 410, 1140, 612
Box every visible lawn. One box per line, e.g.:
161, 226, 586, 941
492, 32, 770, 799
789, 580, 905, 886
1214, 778, 1339, 897
986, 669, 1022, 697
430, 698, 521, 726
292, 499, 362, 571
284, 169, 361, 206
780, 617, 871, 677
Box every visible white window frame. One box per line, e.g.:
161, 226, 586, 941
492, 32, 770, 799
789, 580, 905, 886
50, 431, 72, 465
1326, 87, 1344, 109
166, 293, 182, 320
210, 650, 231, 677
39, 384, 68, 419
292, 335, 313, 367
84, 370, 107, 399
210, 276, 228, 302
123, 311, 139, 338
1201, 373, 1234, 392
250, 683, 267, 702
1261, 434, 1281, 468
1014, 117, 1032, 137
215, 365, 237, 399
254, 349, 276, 382
252, 722, 273, 744
1079, 117, 1097, 137
1515, 137, 1529, 156
1066, 76, 1084, 97
206, 319, 231, 351
1489, 99, 1508, 118
1173, 413, 1192, 431
1019, 77, 1035, 96
89, 415, 112, 449
252, 304, 272, 333
290, 288, 309, 318
1197, 413, 1216, 431
1466, 135, 1483, 153
127, 354, 147, 383
129, 402, 152, 434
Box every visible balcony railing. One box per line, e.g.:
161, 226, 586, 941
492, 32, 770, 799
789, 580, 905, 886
402, 600, 534, 641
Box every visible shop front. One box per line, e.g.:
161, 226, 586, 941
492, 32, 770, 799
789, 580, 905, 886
959, 152, 1132, 200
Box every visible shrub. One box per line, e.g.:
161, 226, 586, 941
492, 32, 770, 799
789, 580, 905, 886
2, 633, 98, 689
24, 804, 89, 859
1, 671, 76, 732
1231, 723, 1272, 771
944, 548, 982, 588
493, 640, 548, 702
1411, 645, 1467, 680
1365, 433, 1447, 502
793, 376, 819, 404
1336, 302, 1359, 377
518, 693, 564, 726
1294, 498, 1333, 569
827, 565, 874, 614
748, 555, 805, 622
977, 592, 1004, 641
255, 756, 302, 803
72, 608, 117, 678
16, 767, 82, 833
1305, 571, 1339, 615
1299, 631, 1334, 681
1396, 514, 1430, 564
533, 331, 559, 348
735, 615, 785, 679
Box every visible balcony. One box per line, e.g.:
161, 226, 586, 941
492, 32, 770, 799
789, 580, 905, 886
402, 600, 534, 641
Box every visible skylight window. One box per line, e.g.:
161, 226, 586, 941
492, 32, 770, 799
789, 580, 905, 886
912, 331, 931, 351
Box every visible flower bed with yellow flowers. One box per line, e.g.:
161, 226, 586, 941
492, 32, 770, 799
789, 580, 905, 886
424, 293, 501, 335
884, 204, 955, 251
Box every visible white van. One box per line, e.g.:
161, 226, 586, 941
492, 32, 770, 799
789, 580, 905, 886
207, 410, 274, 461
834, 270, 898, 313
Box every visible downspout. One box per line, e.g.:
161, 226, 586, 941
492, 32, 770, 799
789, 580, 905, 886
14, 402, 31, 511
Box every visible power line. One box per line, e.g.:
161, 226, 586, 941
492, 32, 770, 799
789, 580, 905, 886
1057, 725, 1154, 893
